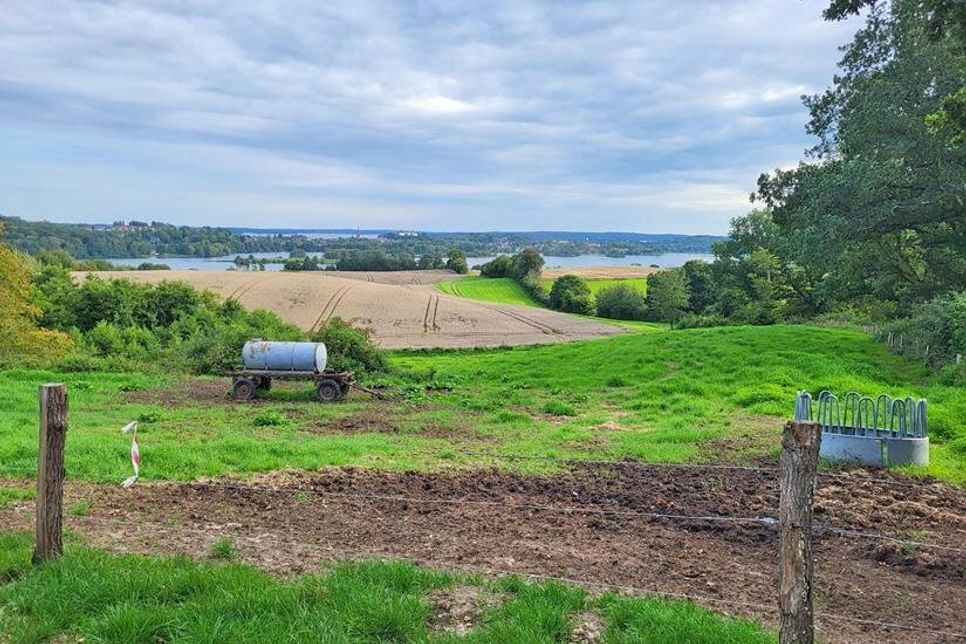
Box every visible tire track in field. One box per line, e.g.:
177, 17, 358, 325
431, 295, 441, 331
422, 295, 434, 332
227, 275, 273, 301
310, 285, 352, 332
489, 306, 560, 335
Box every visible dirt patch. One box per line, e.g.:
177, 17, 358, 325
429, 586, 501, 636
2, 464, 964, 643
570, 611, 604, 643
122, 378, 231, 406
298, 402, 482, 441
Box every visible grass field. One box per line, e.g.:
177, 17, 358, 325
438, 275, 647, 309
544, 277, 648, 298
436, 276, 539, 307
0, 532, 771, 643
1, 325, 962, 485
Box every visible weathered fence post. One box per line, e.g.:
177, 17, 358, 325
779, 421, 822, 644
34, 383, 68, 564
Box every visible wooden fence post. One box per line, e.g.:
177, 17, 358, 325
779, 421, 822, 644
34, 383, 68, 564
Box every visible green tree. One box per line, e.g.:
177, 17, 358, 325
755, 0, 966, 310
549, 274, 594, 314
445, 248, 469, 274
511, 249, 544, 281
479, 255, 513, 277
681, 260, 715, 314
646, 269, 691, 327
596, 283, 648, 321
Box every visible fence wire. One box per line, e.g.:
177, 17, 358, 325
184, 479, 966, 554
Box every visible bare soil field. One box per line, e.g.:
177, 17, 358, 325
74, 270, 621, 349
542, 265, 660, 279
2, 464, 962, 643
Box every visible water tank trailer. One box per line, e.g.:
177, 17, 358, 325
230, 340, 355, 402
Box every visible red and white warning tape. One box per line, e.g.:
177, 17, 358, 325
120, 421, 140, 487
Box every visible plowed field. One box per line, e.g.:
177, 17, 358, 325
74, 270, 621, 349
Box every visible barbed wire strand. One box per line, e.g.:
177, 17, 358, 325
187, 479, 966, 554
189, 479, 780, 525
458, 450, 961, 493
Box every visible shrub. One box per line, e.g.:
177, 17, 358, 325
596, 284, 648, 321
312, 317, 388, 375
880, 292, 966, 368
676, 313, 728, 329
549, 275, 594, 314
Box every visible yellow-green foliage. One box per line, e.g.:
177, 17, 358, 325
0, 237, 72, 365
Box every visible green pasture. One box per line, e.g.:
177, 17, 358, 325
0, 325, 962, 485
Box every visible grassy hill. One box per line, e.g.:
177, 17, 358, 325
1, 325, 961, 485
438, 275, 648, 309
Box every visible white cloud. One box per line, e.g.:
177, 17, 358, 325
0, 0, 860, 232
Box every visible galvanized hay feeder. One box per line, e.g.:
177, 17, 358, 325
794, 390, 929, 466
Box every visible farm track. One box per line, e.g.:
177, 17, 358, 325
2, 464, 962, 643
310, 285, 353, 332
488, 306, 560, 335
227, 275, 273, 301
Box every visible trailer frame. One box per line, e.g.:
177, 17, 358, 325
229, 369, 355, 402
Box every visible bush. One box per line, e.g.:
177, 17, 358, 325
596, 284, 648, 321
676, 313, 728, 329
549, 275, 594, 314
479, 255, 513, 278
312, 317, 388, 375
880, 292, 966, 368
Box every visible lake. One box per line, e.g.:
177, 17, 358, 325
105, 252, 714, 272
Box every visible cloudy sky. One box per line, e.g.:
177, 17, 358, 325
0, 1, 856, 233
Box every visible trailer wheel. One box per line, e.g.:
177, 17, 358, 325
233, 378, 256, 401
316, 379, 342, 403
254, 376, 272, 391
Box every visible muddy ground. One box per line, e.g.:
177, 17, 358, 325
2, 464, 964, 643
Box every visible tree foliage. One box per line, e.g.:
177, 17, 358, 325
596, 284, 648, 321
548, 275, 594, 314
645, 269, 690, 326
754, 0, 966, 314
0, 231, 72, 365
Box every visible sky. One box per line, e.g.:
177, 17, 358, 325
0, 1, 858, 234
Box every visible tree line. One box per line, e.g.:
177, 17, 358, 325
0, 216, 717, 261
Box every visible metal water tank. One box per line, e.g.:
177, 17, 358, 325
242, 341, 327, 372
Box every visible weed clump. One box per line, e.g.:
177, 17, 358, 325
253, 411, 287, 427
543, 401, 577, 417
